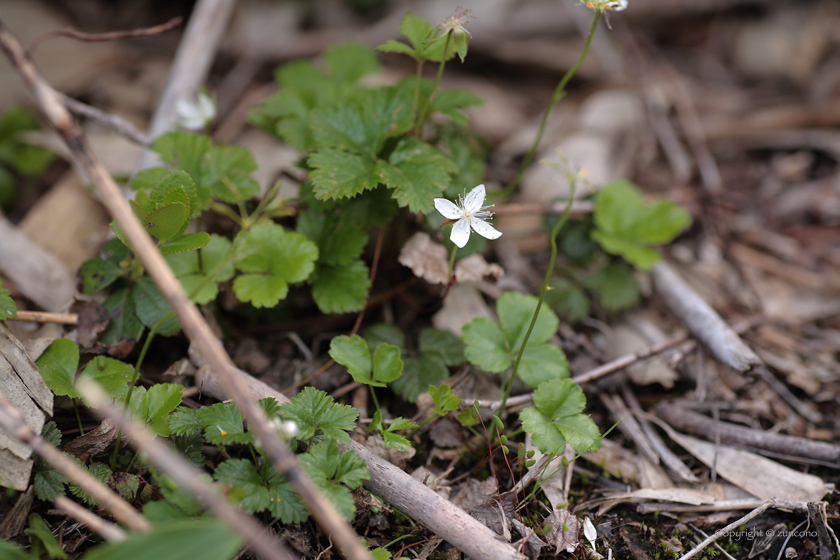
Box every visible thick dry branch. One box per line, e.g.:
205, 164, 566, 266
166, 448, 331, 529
655, 403, 840, 465
54, 495, 126, 542
0, 391, 150, 533
652, 261, 762, 372
77, 381, 299, 560
0, 20, 372, 560
196, 365, 526, 560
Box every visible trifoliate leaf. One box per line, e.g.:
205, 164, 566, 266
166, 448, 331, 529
583, 262, 641, 312
214, 459, 270, 514
311, 260, 370, 314
170, 432, 206, 468
462, 318, 510, 373
152, 134, 212, 210
119, 384, 184, 437
329, 335, 371, 381
534, 377, 586, 419
554, 413, 601, 454
99, 288, 145, 347
308, 149, 378, 201
78, 258, 121, 295
79, 356, 134, 400
497, 291, 559, 352
266, 479, 308, 524
202, 144, 260, 203
521, 378, 601, 455
382, 430, 412, 453
279, 387, 358, 444
196, 402, 250, 445
133, 277, 180, 336
375, 138, 458, 214
516, 343, 569, 388
0, 280, 16, 320
42, 421, 62, 447
233, 222, 318, 308
34, 464, 66, 502
592, 180, 691, 270
36, 339, 80, 398
419, 328, 465, 366
429, 383, 461, 416
300, 440, 369, 504
160, 232, 211, 255
545, 278, 590, 322
364, 323, 406, 352
324, 42, 380, 84
297, 210, 368, 266
391, 354, 449, 403
168, 407, 202, 437
520, 407, 567, 456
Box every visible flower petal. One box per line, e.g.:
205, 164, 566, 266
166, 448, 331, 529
435, 198, 463, 220
463, 184, 486, 214
469, 218, 502, 240
450, 218, 471, 248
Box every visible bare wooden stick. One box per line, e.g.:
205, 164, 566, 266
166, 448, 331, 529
0, 391, 150, 533
77, 380, 300, 560
0, 20, 372, 560
195, 365, 526, 560
655, 403, 840, 464
652, 261, 762, 372
8, 311, 78, 325
54, 495, 126, 542
61, 95, 149, 146
678, 500, 774, 560
135, 0, 236, 172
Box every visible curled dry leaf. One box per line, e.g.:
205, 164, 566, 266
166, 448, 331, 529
398, 232, 504, 285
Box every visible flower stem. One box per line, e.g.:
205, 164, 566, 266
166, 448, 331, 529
502, 12, 600, 199
411, 58, 425, 120
441, 243, 458, 300
414, 31, 452, 134
498, 180, 579, 412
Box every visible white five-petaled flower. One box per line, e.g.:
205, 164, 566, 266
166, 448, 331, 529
434, 184, 502, 248
176, 92, 216, 130
580, 0, 627, 11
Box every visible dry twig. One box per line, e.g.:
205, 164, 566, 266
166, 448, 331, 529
7, 311, 78, 325
54, 495, 126, 542
27, 17, 183, 54
678, 500, 775, 560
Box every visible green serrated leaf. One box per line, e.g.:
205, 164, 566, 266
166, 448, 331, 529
429, 383, 461, 415
121, 383, 184, 436
152, 135, 211, 211
0, 280, 16, 320
233, 222, 318, 308
431, 88, 484, 127
376, 40, 415, 55
325, 42, 380, 83
391, 354, 449, 403
364, 323, 406, 352
79, 258, 121, 294
311, 260, 370, 314
517, 343, 569, 388
462, 318, 510, 373
309, 149, 378, 201
100, 288, 145, 347
168, 407, 203, 437
297, 210, 368, 266
376, 138, 458, 214
329, 335, 371, 382
166, 234, 233, 303
266, 478, 308, 524
150, 170, 199, 219
130, 167, 170, 193
520, 378, 601, 455
144, 203, 187, 242
583, 262, 641, 311
69, 462, 111, 506
81, 519, 241, 560
196, 402, 250, 445
371, 343, 403, 386
203, 144, 260, 203
160, 232, 211, 254
279, 387, 358, 444
534, 377, 586, 419
520, 407, 567, 456
382, 430, 412, 452
214, 459, 270, 514
498, 291, 559, 352
419, 328, 465, 366
400, 12, 434, 50
79, 356, 134, 400
36, 339, 81, 398
133, 278, 180, 336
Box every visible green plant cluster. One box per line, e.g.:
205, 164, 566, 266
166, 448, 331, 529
0, 106, 56, 207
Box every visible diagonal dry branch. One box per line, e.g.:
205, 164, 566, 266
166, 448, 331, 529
0, 19, 372, 560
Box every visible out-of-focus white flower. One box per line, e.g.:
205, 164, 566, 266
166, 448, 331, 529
270, 417, 299, 439
580, 0, 627, 12
176, 92, 216, 130
434, 184, 502, 248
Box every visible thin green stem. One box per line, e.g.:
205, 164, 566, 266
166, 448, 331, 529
369, 386, 382, 419
72, 399, 85, 436
503, 11, 600, 198
446, 244, 457, 282
414, 31, 452, 133
498, 181, 579, 412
